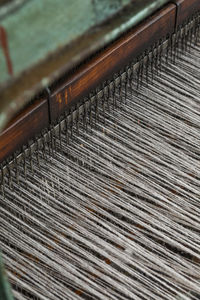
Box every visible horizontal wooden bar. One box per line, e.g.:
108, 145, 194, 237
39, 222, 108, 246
171, 0, 200, 26
1, 0, 199, 163
0, 99, 49, 163
50, 3, 176, 122
0, 0, 170, 133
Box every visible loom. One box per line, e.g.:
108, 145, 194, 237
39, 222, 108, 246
0, 0, 200, 299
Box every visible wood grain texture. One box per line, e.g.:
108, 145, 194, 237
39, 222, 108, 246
0, 0, 170, 133
50, 3, 176, 122
0, 99, 49, 163
1, 0, 199, 162
171, 0, 200, 26
0, 2, 176, 163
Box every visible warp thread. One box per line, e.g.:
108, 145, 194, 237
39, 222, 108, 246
0, 32, 200, 300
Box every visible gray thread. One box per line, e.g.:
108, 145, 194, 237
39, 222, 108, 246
0, 35, 200, 300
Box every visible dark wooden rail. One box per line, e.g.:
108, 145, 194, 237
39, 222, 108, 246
0, 100, 49, 163
50, 3, 176, 122
0, 0, 199, 164
171, 0, 200, 27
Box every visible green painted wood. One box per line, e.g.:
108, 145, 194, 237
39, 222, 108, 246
0, 0, 132, 84
0, 253, 14, 300
0, 0, 170, 132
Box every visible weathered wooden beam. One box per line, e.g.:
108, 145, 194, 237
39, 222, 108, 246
49, 3, 176, 121
0, 0, 170, 132
171, 0, 200, 27
0, 0, 199, 163
0, 99, 49, 163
